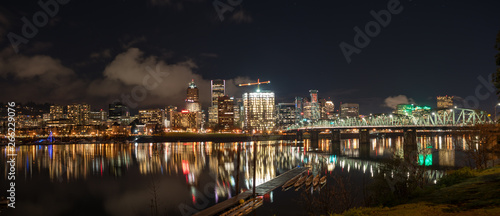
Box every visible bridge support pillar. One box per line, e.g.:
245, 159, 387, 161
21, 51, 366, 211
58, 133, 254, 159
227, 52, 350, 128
296, 130, 303, 141
359, 129, 370, 158
330, 129, 341, 155
310, 130, 319, 150
403, 129, 418, 163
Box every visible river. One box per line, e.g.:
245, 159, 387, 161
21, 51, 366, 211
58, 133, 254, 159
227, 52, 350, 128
0, 134, 469, 215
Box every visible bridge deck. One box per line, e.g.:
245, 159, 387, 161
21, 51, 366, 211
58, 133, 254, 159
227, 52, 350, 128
193, 167, 309, 216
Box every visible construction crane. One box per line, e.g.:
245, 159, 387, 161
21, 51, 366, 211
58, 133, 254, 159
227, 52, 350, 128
238, 79, 270, 87
238, 79, 270, 92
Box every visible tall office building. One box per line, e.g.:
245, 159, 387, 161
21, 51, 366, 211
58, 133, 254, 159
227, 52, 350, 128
208, 80, 225, 124
186, 80, 201, 112
340, 103, 359, 118
233, 98, 244, 128
67, 103, 90, 125
320, 99, 335, 120
217, 96, 234, 129
49, 105, 64, 120
437, 95, 454, 109
295, 97, 304, 122
109, 102, 129, 120
165, 105, 178, 128
309, 90, 320, 121
243, 91, 275, 131
276, 103, 296, 128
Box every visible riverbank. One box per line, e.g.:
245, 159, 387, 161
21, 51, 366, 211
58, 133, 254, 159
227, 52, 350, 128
337, 166, 500, 216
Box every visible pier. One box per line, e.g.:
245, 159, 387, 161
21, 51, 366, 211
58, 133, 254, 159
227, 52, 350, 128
193, 167, 309, 216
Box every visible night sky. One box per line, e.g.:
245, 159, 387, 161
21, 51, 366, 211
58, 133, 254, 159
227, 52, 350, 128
1, 0, 499, 114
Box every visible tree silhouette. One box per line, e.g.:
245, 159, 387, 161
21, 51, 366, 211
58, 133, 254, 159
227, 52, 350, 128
493, 30, 500, 100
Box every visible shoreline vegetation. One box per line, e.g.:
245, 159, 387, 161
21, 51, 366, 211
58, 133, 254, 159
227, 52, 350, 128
336, 165, 500, 216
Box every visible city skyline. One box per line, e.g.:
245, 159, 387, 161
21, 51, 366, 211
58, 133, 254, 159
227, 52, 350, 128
2, 1, 500, 215
0, 1, 499, 114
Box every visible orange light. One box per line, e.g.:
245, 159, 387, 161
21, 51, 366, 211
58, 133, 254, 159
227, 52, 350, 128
181, 110, 189, 113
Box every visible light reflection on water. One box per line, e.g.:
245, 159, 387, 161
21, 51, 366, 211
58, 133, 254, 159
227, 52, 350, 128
0, 135, 466, 215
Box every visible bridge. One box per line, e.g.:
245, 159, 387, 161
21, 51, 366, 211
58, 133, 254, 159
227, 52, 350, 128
284, 108, 494, 159
287, 108, 492, 130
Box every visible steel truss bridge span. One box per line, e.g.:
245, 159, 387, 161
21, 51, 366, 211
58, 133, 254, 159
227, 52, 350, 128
286, 108, 492, 131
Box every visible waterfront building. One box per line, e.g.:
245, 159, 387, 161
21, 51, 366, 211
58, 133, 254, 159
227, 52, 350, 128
171, 110, 202, 131
217, 96, 234, 129
340, 103, 359, 118
67, 103, 90, 125
295, 97, 304, 122
309, 90, 320, 121
50, 105, 65, 120
396, 104, 414, 116
320, 99, 335, 120
108, 102, 129, 121
413, 105, 432, 115
89, 110, 107, 125
233, 98, 244, 129
165, 105, 178, 128
243, 91, 275, 131
186, 80, 201, 112
396, 104, 432, 116
139, 109, 165, 125
276, 103, 296, 128
437, 95, 454, 109
208, 79, 225, 125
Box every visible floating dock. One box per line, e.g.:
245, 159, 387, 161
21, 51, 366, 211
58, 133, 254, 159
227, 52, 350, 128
193, 167, 309, 216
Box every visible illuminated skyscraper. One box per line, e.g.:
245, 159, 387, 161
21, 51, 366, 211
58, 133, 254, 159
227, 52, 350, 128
295, 97, 304, 122
437, 95, 454, 109
320, 99, 335, 119
310, 90, 318, 103
218, 96, 234, 129
233, 98, 244, 128
243, 91, 275, 131
309, 90, 320, 121
186, 80, 201, 112
209, 79, 225, 124
340, 103, 359, 118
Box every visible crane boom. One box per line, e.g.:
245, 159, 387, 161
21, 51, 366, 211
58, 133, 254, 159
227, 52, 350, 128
238, 79, 271, 87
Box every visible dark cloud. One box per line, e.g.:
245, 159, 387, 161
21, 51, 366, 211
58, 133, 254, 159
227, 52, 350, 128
90, 49, 112, 59
87, 48, 253, 109
383, 95, 415, 109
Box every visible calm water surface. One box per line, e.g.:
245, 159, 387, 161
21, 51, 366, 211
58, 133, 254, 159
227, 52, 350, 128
1, 135, 468, 216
